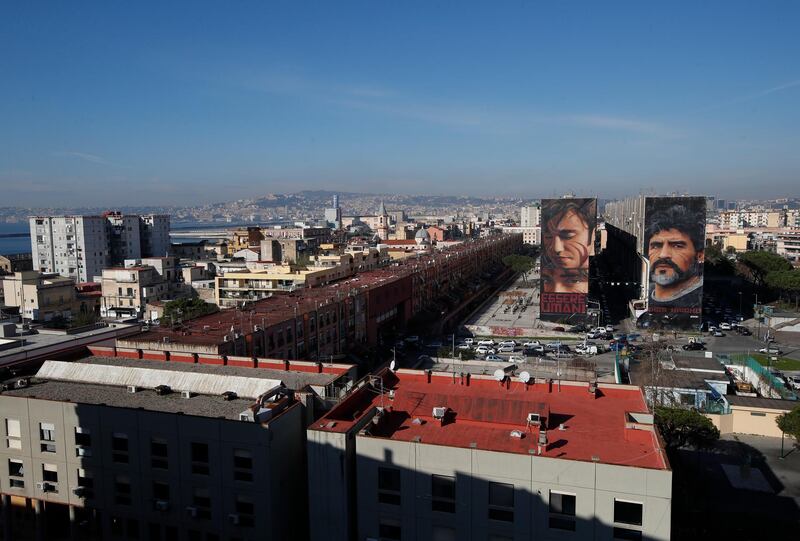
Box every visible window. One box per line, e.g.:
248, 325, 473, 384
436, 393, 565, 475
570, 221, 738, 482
42, 463, 58, 484
39, 422, 56, 452
77, 468, 94, 498
152, 480, 170, 501
150, 438, 168, 469
75, 427, 92, 456
191, 442, 210, 475
431, 475, 456, 513
378, 520, 401, 541
114, 474, 131, 505
112, 433, 129, 464
233, 449, 253, 482
431, 526, 456, 541
378, 467, 401, 505
8, 459, 24, 488
613, 499, 643, 540
679, 393, 695, 406
5, 418, 22, 450
488, 482, 514, 522
192, 487, 212, 520
549, 491, 576, 531
235, 495, 255, 527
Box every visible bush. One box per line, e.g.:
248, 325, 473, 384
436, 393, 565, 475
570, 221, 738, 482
654, 406, 720, 450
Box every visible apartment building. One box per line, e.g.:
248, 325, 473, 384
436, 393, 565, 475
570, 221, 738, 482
0, 357, 307, 541
308, 369, 672, 541
775, 230, 800, 261
30, 214, 170, 282
520, 205, 541, 228
1, 271, 78, 322
100, 257, 186, 319
215, 265, 345, 307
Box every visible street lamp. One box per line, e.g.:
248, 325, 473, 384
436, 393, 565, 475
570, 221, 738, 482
738, 291, 742, 318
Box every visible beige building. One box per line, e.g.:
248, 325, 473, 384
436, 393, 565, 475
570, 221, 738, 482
0, 357, 306, 541
308, 369, 672, 541
775, 230, 800, 261
100, 257, 186, 319
1, 271, 78, 322
706, 396, 797, 438
216, 265, 341, 307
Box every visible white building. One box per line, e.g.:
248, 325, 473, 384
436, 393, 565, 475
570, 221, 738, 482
30, 214, 170, 283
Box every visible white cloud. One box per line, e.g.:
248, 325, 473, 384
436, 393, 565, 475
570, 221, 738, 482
52, 151, 112, 166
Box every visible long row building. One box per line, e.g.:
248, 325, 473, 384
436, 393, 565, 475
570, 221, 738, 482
116, 234, 523, 363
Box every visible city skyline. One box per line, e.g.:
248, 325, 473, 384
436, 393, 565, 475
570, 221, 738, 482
2, 1, 800, 206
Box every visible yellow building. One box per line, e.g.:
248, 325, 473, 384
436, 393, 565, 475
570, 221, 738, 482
1, 271, 78, 322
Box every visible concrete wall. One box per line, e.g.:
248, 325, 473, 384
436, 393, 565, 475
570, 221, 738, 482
352, 437, 671, 541
706, 405, 790, 438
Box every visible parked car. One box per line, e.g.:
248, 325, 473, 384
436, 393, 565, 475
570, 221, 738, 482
719, 323, 732, 330
586, 331, 602, 339
461, 338, 474, 345
485, 354, 504, 362
404, 335, 420, 344
736, 327, 752, 336
552, 326, 565, 332
498, 340, 517, 348
545, 342, 562, 351
475, 346, 496, 355
426, 341, 443, 349
712, 330, 725, 337
524, 346, 546, 355
497, 345, 515, 353
759, 347, 783, 355
605, 325, 614, 332
477, 339, 496, 346
522, 341, 541, 348
682, 342, 706, 351
508, 355, 526, 363
456, 343, 472, 351
787, 376, 800, 391
575, 344, 598, 355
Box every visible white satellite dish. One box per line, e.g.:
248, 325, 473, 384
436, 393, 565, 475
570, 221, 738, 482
389, 360, 397, 371
519, 371, 531, 384
493, 369, 506, 381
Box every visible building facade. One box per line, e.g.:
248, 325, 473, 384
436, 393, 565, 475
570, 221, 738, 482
100, 257, 186, 320
1, 271, 78, 322
30, 214, 170, 283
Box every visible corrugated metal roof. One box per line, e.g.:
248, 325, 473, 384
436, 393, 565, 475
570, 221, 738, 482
36, 360, 282, 399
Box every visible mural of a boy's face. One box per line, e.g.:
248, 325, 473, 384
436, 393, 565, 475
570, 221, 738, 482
542, 267, 589, 294
544, 208, 593, 270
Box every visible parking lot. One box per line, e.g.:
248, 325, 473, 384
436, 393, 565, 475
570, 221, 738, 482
464, 272, 541, 332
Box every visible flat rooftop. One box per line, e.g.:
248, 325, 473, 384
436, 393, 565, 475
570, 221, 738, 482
419, 356, 611, 383
313, 369, 669, 470
0, 357, 294, 421
628, 358, 730, 390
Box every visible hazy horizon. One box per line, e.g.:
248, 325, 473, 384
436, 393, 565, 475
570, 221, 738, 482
2, 1, 799, 206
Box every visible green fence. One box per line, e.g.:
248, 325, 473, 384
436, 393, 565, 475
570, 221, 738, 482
723, 353, 798, 401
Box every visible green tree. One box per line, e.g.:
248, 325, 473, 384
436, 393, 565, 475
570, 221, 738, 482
738, 251, 792, 287
654, 406, 720, 449
776, 405, 800, 443
502, 254, 537, 284
161, 297, 218, 326
765, 269, 800, 309
704, 243, 735, 277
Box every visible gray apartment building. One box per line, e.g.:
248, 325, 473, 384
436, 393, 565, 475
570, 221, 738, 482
0, 357, 308, 541
30, 214, 170, 283
308, 368, 672, 541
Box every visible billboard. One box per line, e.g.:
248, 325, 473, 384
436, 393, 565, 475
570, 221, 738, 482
638, 196, 705, 329
539, 198, 597, 321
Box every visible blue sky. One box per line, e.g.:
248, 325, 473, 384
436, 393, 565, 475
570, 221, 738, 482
1, 1, 799, 206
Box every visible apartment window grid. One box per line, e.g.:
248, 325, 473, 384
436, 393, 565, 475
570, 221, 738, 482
42, 463, 58, 491
613, 499, 643, 540
111, 433, 129, 464
75, 426, 92, 457
39, 422, 56, 453
192, 487, 212, 520
233, 449, 253, 482
150, 437, 169, 470
5, 418, 22, 450
431, 475, 456, 513
377, 467, 401, 506
8, 458, 24, 489
548, 491, 576, 531
378, 519, 402, 541
191, 442, 210, 475
152, 480, 170, 505
488, 482, 515, 523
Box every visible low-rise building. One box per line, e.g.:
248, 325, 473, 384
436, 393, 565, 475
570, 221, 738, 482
215, 265, 345, 307
308, 368, 672, 541
0, 253, 33, 276
775, 230, 800, 261
0, 356, 309, 541
100, 257, 187, 319
1, 271, 78, 322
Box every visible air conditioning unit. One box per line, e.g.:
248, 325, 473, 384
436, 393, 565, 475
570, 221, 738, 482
154, 500, 170, 512
72, 486, 86, 497
185, 506, 197, 518
228, 513, 240, 525
432, 407, 447, 420
16, 378, 29, 389
76, 447, 92, 457
127, 385, 139, 394
36, 482, 52, 492
527, 413, 541, 426
181, 390, 193, 399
